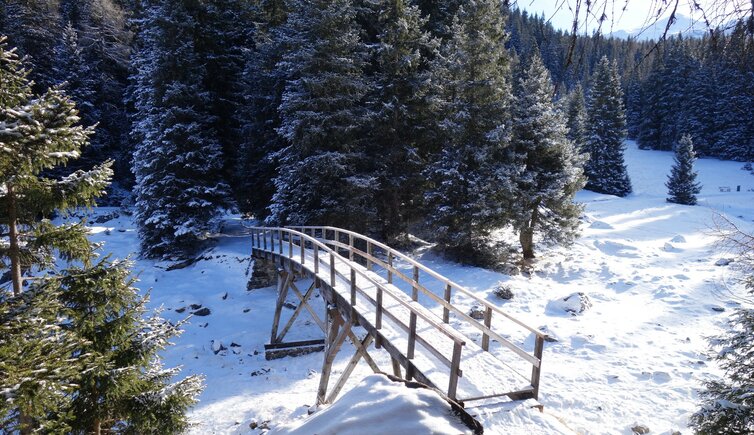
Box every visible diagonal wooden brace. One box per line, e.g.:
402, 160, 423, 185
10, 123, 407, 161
289, 280, 326, 332
275, 281, 321, 343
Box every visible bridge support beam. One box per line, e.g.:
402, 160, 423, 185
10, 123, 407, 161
317, 307, 380, 406
265, 268, 326, 360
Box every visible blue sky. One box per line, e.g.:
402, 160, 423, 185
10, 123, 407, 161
518, 0, 703, 32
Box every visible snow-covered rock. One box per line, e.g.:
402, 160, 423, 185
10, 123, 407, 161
549, 292, 592, 315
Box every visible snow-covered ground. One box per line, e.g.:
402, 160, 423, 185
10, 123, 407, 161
82, 141, 754, 434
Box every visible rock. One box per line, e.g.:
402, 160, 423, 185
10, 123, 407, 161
251, 368, 270, 377
248, 259, 278, 290
198, 322, 208, 328
230, 342, 241, 348
249, 419, 270, 430
105, 229, 112, 236
192, 307, 211, 316
189, 303, 203, 310
243, 308, 251, 313
92, 211, 120, 224
631, 424, 650, 434
283, 301, 297, 310
670, 234, 686, 243
222, 292, 228, 300
715, 258, 734, 266
556, 292, 592, 315
117, 228, 126, 232
671, 431, 682, 435
495, 263, 520, 276
175, 307, 186, 313
493, 283, 514, 300
211, 340, 227, 355
711, 305, 725, 312
469, 306, 485, 320
663, 242, 678, 252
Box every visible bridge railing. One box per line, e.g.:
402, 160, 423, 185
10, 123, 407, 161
250, 226, 468, 399
288, 226, 546, 400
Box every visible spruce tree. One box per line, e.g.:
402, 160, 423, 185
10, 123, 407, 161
130, 0, 231, 259
666, 134, 702, 206
0, 36, 103, 433
564, 83, 588, 152
509, 55, 586, 259
60, 258, 204, 434
267, 0, 375, 231
584, 56, 632, 197
0, 36, 111, 296
423, 0, 513, 264
370, 0, 439, 243
236, 0, 289, 218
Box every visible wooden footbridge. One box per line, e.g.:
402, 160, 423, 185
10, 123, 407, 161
250, 226, 546, 407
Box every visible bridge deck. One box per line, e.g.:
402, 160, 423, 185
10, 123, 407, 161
257, 238, 534, 402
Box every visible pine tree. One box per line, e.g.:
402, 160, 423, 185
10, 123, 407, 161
415, 0, 464, 40
130, 0, 231, 259
584, 56, 632, 197
236, 0, 289, 218
0, 36, 105, 433
0, 36, 111, 296
369, 0, 439, 243
666, 134, 702, 205
60, 258, 204, 434
267, 0, 375, 231
509, 55, 586, 259
564, 83, 588, 152
423, 0, 513, 264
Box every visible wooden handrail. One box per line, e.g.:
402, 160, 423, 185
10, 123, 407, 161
250, 227, 466, 347
289, 226, 543, 367
289, 226, 545, 338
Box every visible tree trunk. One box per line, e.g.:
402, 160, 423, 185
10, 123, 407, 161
19, 411, 33, 435
520, 202, 541, 260
92, 418, 102, 435
7, 183, 23, 296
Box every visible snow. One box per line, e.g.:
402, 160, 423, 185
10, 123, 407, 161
75, 141, 753, 434
270, 374, 475, 435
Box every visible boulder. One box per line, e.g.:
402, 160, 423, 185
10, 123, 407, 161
553, 292, 592, 316
469, 307, 485, 320
493, 283, 514, 300
631, 424, 650, 434
715, 258, 734, 266
193, 307, 211, 316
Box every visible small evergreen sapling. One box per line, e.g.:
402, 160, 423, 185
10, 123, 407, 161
666, 134, 702, 205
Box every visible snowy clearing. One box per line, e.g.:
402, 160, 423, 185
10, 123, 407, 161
81, 141, 753, 434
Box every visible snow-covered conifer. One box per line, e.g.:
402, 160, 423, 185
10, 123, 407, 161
267, 0, 376, 231
564, 83, 587, 152
130, 0, 231, 259
666, 134, 702, 205
370, 0, 439, 243
584, 56, 631, 197
509, 55, 586, 259
423, 0, 513, 264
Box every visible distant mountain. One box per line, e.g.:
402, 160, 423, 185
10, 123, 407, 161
609, 14, 709, 40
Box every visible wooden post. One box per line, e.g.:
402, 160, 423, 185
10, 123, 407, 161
270, 270, 290, 344
350, 268, 357, 320
263, 230, 268, 250
412, 266, 419, 301
300, 234, 305, 265
348, 233, 354, 261
326, 333, 376, 403
443, 284, 451, 323
448, 342, 463, 400
376, 287, 383, 329
317, 307, 340, 405
288, 231, 293, 258
482, 307, 492, 351
406, 312, 417, 380
330, 252, 336, 287
366, 242, 373, 271
278, 229, 283, 255
387, 252, 393, 284
314, 245, 319, 274
334, 230, 340, 256
531, 335, 544, 400
391, 357, 402, 377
